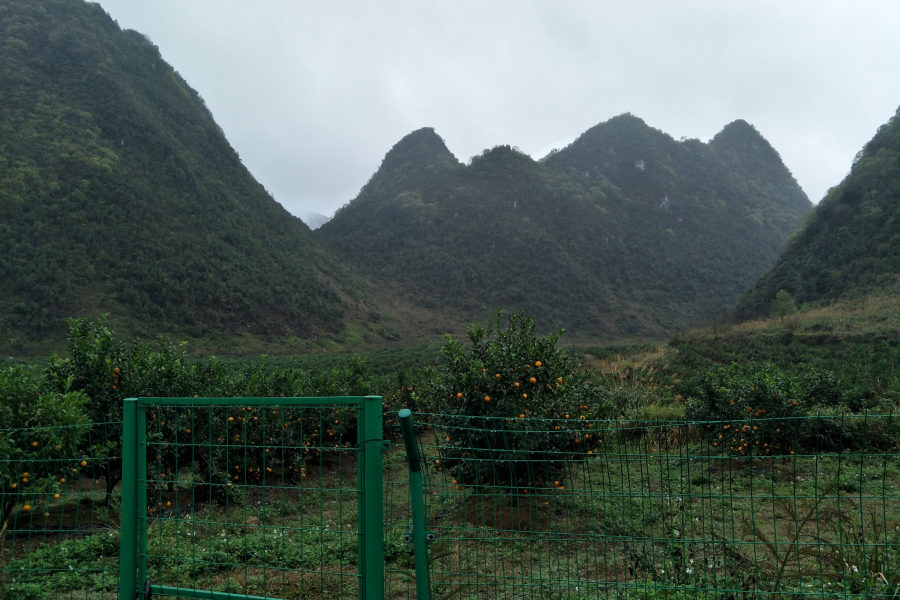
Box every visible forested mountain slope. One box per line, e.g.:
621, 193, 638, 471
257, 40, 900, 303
736, 105, 900, 319
0, 0, 357, 352
318, 115, 812, 339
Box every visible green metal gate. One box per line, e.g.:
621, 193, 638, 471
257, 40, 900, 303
118, 396, 384, 600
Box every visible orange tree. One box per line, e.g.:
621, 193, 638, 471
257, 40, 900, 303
685, 363, 803, 458
143, 402, 358, 507
686, 362, 900, 455
145, 357, 374, 505
47, 317, 386, 507
420, 311, 612, 490
45, 317, 192, 505
0, 366, 90, 524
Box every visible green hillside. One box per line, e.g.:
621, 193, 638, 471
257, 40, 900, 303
317, 115, 811, 339
736, 105, 900, 318
0, 0, 357, 354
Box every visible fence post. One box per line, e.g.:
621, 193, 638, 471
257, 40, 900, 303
360, 396, 384, 599
399, 409, 431, 600
136, 401, 148, 588
119, 398, 138, 600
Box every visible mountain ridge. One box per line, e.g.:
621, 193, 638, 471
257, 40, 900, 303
0, 0, 359, 353
318, 114, 812, 338
735, 105, 900, 318
0, 0, 822, 355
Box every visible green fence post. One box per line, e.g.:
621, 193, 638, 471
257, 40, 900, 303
136, 401, 148, 588
398, 409, 430, 600
361, 396, 385, 600
119, 398, 138, 600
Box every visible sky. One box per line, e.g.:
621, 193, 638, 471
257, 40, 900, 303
97, 0, 900, 223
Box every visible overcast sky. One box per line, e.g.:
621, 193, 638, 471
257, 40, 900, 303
97, 0, 900, 222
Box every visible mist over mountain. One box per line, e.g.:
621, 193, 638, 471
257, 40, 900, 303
736, 105, 900, 318
318, 115, 812, 338
299, 212, 331, 230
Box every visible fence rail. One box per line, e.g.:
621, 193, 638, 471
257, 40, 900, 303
2, 412, 898, 599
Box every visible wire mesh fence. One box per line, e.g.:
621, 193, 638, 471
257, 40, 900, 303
123, 396, 384, 600
4, 411, 899, 599
384, 412, 900, 599
0, 421, 122, 600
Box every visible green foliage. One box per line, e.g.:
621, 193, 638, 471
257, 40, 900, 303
42, 316, 399, 507
685, 361, 900, 453
771, 289, 797, 319
0, 365, 89, 522
421, 311, 611, 488
737, 105, 900, 318
144, 521, 357, 577
0, 0, 352, 351
685, 363, 803, 456
319, 116, 811, 338
45, 315, 191, 502
668, 321, 897, 412
3, 531, 120, 599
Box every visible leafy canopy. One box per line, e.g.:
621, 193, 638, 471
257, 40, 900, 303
421, 311, 610, 488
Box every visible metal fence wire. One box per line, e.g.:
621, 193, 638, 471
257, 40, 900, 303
3, 411, 899, 600
384, 412, 900, 600
0, 421, 122, 600
119, 396, 384, 600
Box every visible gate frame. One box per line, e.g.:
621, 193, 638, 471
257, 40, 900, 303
119, 396, 384, 600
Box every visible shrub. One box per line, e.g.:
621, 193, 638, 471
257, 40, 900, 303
685, 362, 803, 457
45, 316, 191, 505
0, 366, 90, 523
421, 311, 612, 489
798, 368, 846, 409
794, 409, 900, 453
